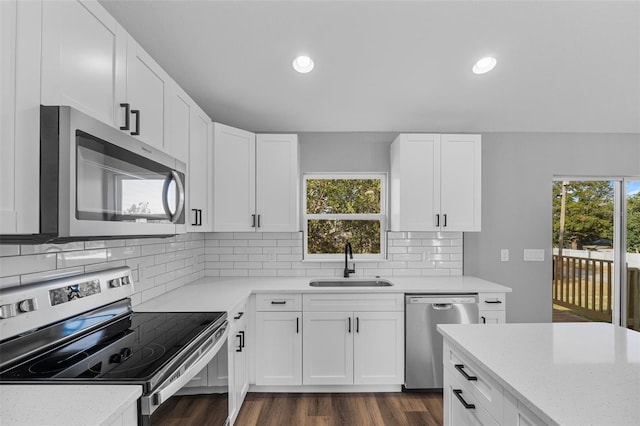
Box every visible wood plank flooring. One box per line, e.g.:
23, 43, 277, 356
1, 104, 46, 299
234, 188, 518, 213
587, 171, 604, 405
152, 392, 443, 426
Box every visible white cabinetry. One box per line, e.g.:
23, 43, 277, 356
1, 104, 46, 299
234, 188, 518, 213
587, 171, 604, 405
0, 0, 41, 235
302, 294, 404, 386
443, 339, 545, 426
228, 302, 249, 425
213, 124, 299, 232
390, 134, 481, 232
479, 293, 506, 324
41, 0, 126, 130
41, 0, 172, 152
255, 294, 303, 386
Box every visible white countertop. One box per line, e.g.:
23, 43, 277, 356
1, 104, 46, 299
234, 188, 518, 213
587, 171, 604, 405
438, 323, 640, 426
136, 275, 511, 312
0, 385, 142, 425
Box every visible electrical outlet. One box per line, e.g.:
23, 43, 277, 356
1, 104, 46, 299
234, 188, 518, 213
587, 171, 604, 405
501, 249, 509, 262
524, 249, 545, 261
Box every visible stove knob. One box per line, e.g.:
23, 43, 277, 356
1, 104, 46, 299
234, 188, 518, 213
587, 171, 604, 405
120, 347, 132, 361
18, 298, 38, 313
0, 304, 17, 319
121, 276, 131, 285
109, 278, 122, 288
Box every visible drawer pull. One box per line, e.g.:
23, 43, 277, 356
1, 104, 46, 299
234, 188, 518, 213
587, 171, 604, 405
271, 301, 287, 305
453, 389, 476, 409
234, 312, 244, 320
484, 300, 502, 304
481, 316, 486, 323
455, 364, 478, 381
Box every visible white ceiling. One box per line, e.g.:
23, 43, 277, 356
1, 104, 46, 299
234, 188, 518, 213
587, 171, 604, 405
99, 0, 640, 134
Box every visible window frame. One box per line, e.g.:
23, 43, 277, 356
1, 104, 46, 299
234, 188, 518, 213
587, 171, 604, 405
302, 173, 387, 261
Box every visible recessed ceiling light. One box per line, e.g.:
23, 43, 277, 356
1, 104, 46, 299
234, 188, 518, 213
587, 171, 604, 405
472, 56, 497, 74
293, 55, 314, 74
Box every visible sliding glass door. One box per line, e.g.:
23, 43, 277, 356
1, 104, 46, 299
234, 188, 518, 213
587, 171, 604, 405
624, 180, 640, 331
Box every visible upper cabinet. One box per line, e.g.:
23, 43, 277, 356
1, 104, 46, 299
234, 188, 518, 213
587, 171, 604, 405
391, 134, 481, 232
41, 0, 126, 129
41, 0, 171, 154
212, 124, 299, 232
188, 103, 213, 231
0, 0, 41, 235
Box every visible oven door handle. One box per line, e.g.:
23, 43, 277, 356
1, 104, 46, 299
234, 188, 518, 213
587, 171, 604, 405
150, 322, 228, 408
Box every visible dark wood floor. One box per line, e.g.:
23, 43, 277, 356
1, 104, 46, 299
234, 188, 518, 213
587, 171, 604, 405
152, 392, 443, 426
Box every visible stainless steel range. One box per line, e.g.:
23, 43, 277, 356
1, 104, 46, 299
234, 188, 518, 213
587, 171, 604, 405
0, 267, 228, 425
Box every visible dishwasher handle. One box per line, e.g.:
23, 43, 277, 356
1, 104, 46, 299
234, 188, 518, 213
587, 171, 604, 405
432, 303, 453, 310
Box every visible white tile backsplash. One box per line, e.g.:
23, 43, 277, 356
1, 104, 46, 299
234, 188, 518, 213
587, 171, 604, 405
204, 231, 463, 277
0, 233, 206, 305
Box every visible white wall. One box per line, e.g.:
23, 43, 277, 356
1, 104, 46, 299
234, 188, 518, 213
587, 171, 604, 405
464, 133, 640, 323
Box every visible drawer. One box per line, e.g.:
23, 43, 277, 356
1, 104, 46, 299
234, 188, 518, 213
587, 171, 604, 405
229, 300, 247, 331
479, 310, 506, 324
444, 367, 500, 426
479, 293, 506, 311
256, 293, 302, 311
303, 293, 403, 312
444, 340, 503, 423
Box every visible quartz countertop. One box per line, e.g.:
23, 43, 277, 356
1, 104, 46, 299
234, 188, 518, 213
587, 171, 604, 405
0, 385, 142, 425
437, 323, 640, 426
135, 275, 511, 313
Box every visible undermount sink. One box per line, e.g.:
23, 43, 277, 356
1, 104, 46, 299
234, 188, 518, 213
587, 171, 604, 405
309, 279, 393, 287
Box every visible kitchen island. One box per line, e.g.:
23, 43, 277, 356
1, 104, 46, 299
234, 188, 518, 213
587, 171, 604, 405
438, 323, 640, 426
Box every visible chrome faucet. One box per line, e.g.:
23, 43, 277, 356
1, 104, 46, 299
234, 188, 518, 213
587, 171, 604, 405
344, 242, 355, 278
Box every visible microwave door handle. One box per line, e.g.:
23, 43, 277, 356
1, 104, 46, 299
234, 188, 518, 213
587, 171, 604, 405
162, 171, 185, 224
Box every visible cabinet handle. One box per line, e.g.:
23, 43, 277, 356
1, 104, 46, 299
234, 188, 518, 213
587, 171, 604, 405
119, 103, 130, 130
252, 214, 256, 228
234, 312, 244, 320
198, 209, 202, 226
348, 317, 351, 333
454, 364, 478, 381
481, 316, 486, 323
191, 209, 199, 226
356, 317, 359, 333
270, 301, 286, 305
257, 214, 261, 228
484, 300, 502, 304
453, 389, 475, 409
443, 214, 447, 227
130, 109, 140, 135
296, 317, 299, 334
239, 330, 245, 349
236, 333, 242, 352
436, 214, 440, 227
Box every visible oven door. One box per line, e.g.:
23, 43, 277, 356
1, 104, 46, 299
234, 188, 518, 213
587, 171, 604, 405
140, 321, 229, 426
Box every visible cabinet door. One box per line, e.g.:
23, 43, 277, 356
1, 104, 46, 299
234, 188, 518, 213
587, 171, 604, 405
390, 134, 440, 231
353, 311, 404, 385
479, 311, 505, 324
255, 134, 299, 232
183, 364, 209, 388
232, 327, 248, 421
126, 36, 170, 150
0, 0, 41, 234
255, 311, 302, 386
440, 134, 481, 232
188, 105, 212, 231
212, 123, 256, 232
41, 0, 126, 128
303, 312, 353, 385
168, 84, 191, 165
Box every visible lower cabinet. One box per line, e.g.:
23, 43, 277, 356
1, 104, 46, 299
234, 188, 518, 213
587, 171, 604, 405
301, 294, 404, 386
479, 293, 507, 324
255, 311, 302, 385
228, 304, 249, 424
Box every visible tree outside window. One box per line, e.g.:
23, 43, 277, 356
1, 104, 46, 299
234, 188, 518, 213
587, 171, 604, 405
304, 174, 386, 260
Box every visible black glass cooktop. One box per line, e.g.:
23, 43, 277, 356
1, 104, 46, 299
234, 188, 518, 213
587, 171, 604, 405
0, 311, 225, 383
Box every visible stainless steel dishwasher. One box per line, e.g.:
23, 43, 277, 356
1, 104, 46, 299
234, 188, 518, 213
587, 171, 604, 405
404, 294, 478, 390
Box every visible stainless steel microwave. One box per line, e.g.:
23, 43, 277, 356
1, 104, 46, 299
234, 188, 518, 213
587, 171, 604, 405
14, 106, 186, 243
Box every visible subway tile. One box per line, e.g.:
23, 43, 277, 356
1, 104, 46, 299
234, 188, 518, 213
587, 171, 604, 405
392, 269, 421, 277
391, 253, 422, 262
407, 246, 435, 255
262, 262, 292, 269
141, 285, 166, 303
154, 252, 177, 265
429, 254, 451, 261
422, 239, 452, 247
435, 246, 463, 254
249, 270, 276, 277
210, 232, 234, 240
57, 249, 107, 268
84, 261, 126, 273
155, 270, 176, 285
233, 247, 263, 255
436, 261, 463, 269
277, 254, 303, 262
126, 237, 171, 246
387, 246, 408, 254
0, 245, 20, 257
220, 254, 248, 262
144, 264, 167, 278
320, 262, 343, 269
166, 241, 186, 251
206, 247, 234, 255
233, 262, 262, 269
165, 260, 185, 272
248, 254, 269, 262
277, 269, 306, 277
305, 269, 335, 277
204, 269, 220, 277
277, 240, 301, 247
262, 232, 295, 240
382, 261, 407, 269
21, 242, 85, 255
141, 243, 166, 257
219, 240, 248, 247
205, 239, 220, 247
207, 262, 234, 269
108, 246, 141, 262
390, 239, 422, 247
129, 292, 142, 307
264, 247, 292, 255
0, 275, 21, 289
126, 255, 156, 269
205, 254, 220, 262
450, 269, 463, 276
84, 240, 126, 249
248, 240, 277, 247
387, 232, 407, 240
219, 270, 248, 277
421, 269, 451, 276
235, 232, 262, 240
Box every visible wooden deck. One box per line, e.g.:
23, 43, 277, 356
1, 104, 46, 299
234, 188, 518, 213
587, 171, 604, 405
552, 307, 591, 323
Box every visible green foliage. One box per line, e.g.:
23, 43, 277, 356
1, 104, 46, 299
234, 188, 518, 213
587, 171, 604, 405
306, 179, 381, 214
627, 191, 640, 253
306, 179, 382, 255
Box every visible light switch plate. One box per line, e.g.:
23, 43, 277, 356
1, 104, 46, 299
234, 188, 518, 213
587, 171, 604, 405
523, 249, 545, 261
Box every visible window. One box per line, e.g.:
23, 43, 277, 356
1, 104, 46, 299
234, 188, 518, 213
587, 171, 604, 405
303, 174, 387, 260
